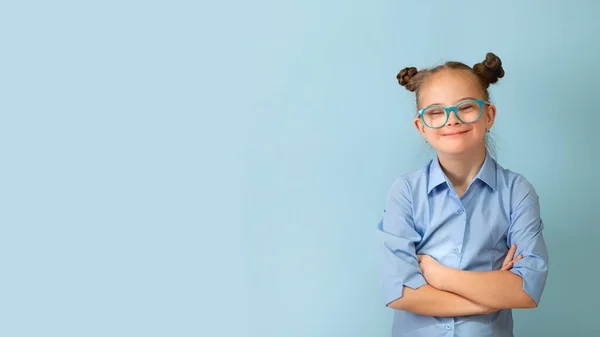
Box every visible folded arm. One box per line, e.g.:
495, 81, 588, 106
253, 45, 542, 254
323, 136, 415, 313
440, 269, 536, 309
387, 284, 497, 316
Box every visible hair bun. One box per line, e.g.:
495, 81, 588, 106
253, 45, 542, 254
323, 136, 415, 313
397, 67, 419, 92
473, 52, 505, 87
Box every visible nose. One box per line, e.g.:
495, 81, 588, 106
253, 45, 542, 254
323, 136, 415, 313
446, 110, 462, 126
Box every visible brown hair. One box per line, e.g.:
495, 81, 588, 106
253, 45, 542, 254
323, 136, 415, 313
397, 52, 505, 106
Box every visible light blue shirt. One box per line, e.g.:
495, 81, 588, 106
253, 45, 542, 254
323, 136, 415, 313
377, 154, 549, 337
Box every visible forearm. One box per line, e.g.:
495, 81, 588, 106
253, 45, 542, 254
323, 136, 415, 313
387, 284, 498, 317
442, 269, 536, 309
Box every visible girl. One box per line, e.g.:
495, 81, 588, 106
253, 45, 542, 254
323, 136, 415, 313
377, 53, 549, 337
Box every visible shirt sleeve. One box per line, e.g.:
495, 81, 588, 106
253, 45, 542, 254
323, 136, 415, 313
377, 178, 427, 306
507, 176, 549, 305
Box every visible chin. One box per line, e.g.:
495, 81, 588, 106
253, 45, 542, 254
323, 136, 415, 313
434, 142, 479, 156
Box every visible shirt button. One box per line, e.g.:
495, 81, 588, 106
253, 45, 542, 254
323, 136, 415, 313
445, 324, 451, 330
453, 248, 459, 254
457, 208, 464, 215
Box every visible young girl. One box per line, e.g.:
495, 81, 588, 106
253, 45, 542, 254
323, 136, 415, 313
377, 53, 549, 337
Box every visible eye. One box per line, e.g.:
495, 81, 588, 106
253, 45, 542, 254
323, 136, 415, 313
425, 108, 445, 116
459, 102, 478, 111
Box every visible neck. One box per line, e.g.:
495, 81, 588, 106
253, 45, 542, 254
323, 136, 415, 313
437, 144, 487, 190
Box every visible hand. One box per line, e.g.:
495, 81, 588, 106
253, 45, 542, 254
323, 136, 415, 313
417, 254, 449, 290
500, 244, 523, 271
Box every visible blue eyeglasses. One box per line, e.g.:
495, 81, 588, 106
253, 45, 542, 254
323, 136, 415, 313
417, 99, 490, 129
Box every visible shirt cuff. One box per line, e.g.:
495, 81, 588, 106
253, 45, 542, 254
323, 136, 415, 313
383, 272, 427, 306
509, 266, 547, 305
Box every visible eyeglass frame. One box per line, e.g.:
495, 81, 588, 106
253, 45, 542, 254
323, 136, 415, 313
417, 99, 492, 129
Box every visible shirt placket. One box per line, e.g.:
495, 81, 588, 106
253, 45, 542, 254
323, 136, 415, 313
441, 189, 470, 337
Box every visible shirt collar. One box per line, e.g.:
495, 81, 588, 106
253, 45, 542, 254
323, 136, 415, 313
427, 157, 448, 194
475, 154, 497, 191
427, 153, 497, 194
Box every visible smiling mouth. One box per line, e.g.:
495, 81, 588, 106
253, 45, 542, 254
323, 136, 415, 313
443, 130, 470, 136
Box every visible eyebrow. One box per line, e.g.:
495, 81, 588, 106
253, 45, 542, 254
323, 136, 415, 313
426, 97, 478, 107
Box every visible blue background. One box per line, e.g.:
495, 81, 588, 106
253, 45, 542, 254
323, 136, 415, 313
2, 0, 598, 336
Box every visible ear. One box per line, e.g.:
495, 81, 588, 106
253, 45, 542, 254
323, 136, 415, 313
485, 104, 497, 130
413, 116, 427, 139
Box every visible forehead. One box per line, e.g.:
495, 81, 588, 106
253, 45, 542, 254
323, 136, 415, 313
418, 70, 484, 108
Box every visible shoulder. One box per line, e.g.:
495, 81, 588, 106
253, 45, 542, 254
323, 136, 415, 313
495, 161, 539, 209
386, 161, 431, 201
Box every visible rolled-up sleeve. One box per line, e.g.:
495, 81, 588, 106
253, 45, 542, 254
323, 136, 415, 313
377, 179, 426, 306
507, 177, 549, 305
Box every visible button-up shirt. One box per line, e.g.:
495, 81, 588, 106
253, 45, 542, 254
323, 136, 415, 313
377, 154, 549, 336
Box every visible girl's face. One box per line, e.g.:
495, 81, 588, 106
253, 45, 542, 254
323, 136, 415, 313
414, 69, 496, 156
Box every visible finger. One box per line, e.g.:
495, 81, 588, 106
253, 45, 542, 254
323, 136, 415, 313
501, 261, 513, 271
502, 255, 524, 271
511, 254, 524, 264
502, 244, 516, 266
506, 244, 516, 263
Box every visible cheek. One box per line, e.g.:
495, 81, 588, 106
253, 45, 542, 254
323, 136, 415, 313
473, 120, 489, 133
425, 129, 439, 139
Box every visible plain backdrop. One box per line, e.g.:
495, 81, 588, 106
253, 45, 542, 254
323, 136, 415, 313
1, 0, 599, 336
